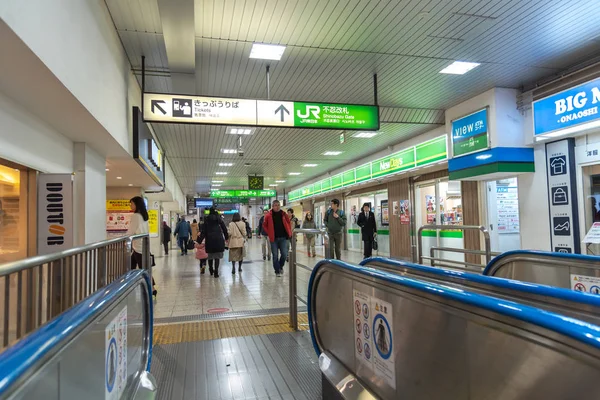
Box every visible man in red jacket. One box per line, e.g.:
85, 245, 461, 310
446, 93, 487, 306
263, 200, 292, 277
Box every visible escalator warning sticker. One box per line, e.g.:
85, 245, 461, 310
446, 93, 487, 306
105, 306, 128, 400
353, 290, 373, 370
372, 297, 396, 390
571, 274, 600, 295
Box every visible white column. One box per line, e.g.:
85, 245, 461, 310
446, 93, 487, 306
73, 143, 106, 245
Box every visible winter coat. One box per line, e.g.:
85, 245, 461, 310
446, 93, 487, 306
190, 222, 200, 241
194, 241, 208, 260
302, 219, 317, 238
323, 208, 347, 234
228, 221, 247, 249
263, 210, 292, 243
357, 211, 377, 241
174, 220, 191, 238
162, 225, 172, 244
198, 214, 229, 254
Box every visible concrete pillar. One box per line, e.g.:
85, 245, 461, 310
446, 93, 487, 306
73, 143, 106, 245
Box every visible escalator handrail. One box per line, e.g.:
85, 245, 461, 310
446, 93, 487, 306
307, 260, 600, 356
0, 269, 153, 396
483, 250, 600, 275
362, 257, 600, 307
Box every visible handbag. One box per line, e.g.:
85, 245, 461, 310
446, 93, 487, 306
186, 238, 195, 250
233, 222, 248, 257
151, 254, 156, 267
372, 236, 379, 251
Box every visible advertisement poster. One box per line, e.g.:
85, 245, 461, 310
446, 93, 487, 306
496, 186, 520, 233
148, 209, 159, 238
425, 195, 436, 224
392, 201, 399, 216
583, 222, 600, 244
106, 200, 133, 236
105, 307, 127, 400
352, 291, 396, 389
399, 200, 410, 225
381, 200, 389, 226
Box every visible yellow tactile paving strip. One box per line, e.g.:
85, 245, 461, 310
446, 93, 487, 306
153, 313, 309, 345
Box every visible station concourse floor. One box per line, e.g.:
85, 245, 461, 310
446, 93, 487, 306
152, 237, 366, 320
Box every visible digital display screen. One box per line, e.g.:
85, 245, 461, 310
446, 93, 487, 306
195, 198, 213, 208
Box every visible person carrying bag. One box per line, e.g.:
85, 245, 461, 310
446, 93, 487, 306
227, 213, 247, 274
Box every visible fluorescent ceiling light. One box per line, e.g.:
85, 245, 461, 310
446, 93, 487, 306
116, 176, 122, 180
228, 127, 254, 135
218, 163, 234, 167
212, 180, 223, 183
535, 120, 600, 142
323, 151, 342, 156
212, 184, 222, 187
249, 43, 286, 61
352, 132, 378, 138
288, 172, 301, 176
440, 61, 480, 75
128, 184, 133, 187
275, 180, 286, 183
269, 184, 278, 187
221, 149, 236, 154
105, 168, 110, 171
303, 164, 318, 167
215, 172, 228, 175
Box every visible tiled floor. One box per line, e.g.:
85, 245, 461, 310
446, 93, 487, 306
152, 238, 365, 319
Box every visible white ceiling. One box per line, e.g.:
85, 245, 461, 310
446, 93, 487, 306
105, 0, 600, 195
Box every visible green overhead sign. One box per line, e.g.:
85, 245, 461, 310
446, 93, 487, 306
144, 93, 380, 131
288, 135, 447, 202
210, 189, 276, 198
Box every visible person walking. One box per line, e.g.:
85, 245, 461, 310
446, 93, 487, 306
357, 203, 377, 259
263, 200, 292, 277
127, 196, 157, 297
258, 209, 272, 261
302, 212, 317, 257
190, 219, 200, 243
228, 213, 247, 274
161, 221, 172, 255
174, 217, 191, 255
198, 207, 229, 278
243, 217, 252, 238
323, 199, 347, 260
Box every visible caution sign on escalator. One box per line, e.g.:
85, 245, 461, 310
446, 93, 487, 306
105, 306, 127, 400
571, 274, 600, 295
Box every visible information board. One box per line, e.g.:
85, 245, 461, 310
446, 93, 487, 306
496, 186, 519, 233
144, 93, 379, 131
210, 189, 276, 198
451, 108, 489, 157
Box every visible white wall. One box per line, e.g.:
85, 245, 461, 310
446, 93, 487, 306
0, 0, 133, 152
0, 91, 73, 173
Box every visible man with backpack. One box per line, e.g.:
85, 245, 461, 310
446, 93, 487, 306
323, 199, 347, 260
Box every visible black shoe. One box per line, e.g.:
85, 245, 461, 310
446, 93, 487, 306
152, 289, 157, 297
209, 266, 214, 276
238, 266, 242, 272
232, 266, 236, 274
214, 266, 220, 278
263, 256, 266, 260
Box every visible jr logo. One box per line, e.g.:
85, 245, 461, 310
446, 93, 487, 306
297, 105, 321, 119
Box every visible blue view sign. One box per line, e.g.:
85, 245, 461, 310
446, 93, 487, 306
533, 77, 600, 137
451, 108, 489, 157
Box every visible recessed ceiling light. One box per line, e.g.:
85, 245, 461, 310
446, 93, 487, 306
275, 180, 286, 183
221, 149, 236, 154
249, 43, 286, 61
128, 184, 133, 186
227, 127, 254, 135
303, 164, 318, 167
218, 163, 234, 167
212, 180, 223, 183
323, 151, 342, 156
116, 176, 122, 180
215, 172, 228, 175
105, 168, 110, 171
353, 132, 378, 138
440, 61, 480, 75
269, 184, 278, 187
288, 172, 301, 176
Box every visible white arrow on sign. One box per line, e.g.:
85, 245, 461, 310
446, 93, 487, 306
257, 100, 294, 127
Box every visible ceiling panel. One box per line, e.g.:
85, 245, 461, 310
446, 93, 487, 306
105, 0, 600, 195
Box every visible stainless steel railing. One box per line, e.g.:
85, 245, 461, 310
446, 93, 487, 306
417, 224, 492, 269
0, 234, 150, 349
289, 228, 329, 330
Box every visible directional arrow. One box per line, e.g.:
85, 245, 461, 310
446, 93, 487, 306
151, 100, 167, 115
274, 104, 290, 122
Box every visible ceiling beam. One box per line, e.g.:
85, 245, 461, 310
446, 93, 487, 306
157, 0, 196, 94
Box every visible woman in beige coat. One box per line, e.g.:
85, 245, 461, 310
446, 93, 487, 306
227, 212, 247, 274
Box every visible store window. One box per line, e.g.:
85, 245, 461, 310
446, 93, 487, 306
345, 190, 389, 257
415, 179, 463, 264
0, 162, 29, 263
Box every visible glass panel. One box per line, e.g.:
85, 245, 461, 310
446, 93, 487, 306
487, 178, 521, 253
0, 163, 27, 263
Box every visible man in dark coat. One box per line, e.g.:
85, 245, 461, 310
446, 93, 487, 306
357, 203, 377, 259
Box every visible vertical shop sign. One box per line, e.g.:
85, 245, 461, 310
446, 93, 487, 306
545, 139, 580, 253
38, 174, 74, 255
148, 209, 159, 238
